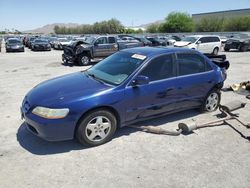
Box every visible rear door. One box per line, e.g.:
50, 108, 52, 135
93, 37, 110, 57
124, 54, 179, 122
107, 37, 119, 56
174, 52, 215, 110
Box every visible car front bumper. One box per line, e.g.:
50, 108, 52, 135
20, 106, 75, 141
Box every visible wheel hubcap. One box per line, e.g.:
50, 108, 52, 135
81, 56, 89, 65
85, 116, 111, 142
206, 93, 219, 111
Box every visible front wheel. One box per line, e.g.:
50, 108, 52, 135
78, 54, 90, 66
76, 110, 117, 147
201, 89, 221, 112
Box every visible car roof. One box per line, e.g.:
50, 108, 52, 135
121, 47, 197, 57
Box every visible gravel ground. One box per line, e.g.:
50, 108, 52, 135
0, 45, 249, 188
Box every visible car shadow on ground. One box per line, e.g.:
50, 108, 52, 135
61, 59, 101, 67
17, 109, 199, 155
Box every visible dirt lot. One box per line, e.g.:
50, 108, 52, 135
0, 45, 249, 188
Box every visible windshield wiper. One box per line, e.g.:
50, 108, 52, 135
85, 72, 107, 84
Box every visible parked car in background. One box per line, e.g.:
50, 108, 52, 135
62, 35, 143, 66
224, 33, 250, 52
5, 38, 24, 52
134, 36, 152, 46
54, 38, 71, 50
31, 39, 51, 51
119, 36, 140, 43
26, 36, 38, 48
174, 35, 221, 55
146, 37, 166, 46
21, 47, 229, 147
165, 35, 182, 45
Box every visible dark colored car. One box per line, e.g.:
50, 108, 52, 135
31, 39, 51, 51
224, 34, 250, 52
146, 37, 166, 46
6, 38, 24, 52
21, 47, 229, 147
26, 37, 37, 48
134, 36, 152, 46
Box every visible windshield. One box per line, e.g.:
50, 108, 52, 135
181, 37, 198, 43
8, 39, 21, 44
86, 51, 146, 85
84, 37, 96, 44
34, 39, 48, 43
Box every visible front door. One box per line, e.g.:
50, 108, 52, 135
124, 54, 179, 122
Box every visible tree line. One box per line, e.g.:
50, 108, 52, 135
147, 12, 250, 33
53, 12, 250, 34
54, 18, 143, 34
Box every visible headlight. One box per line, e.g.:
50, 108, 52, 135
32, 106, 69, 119
47, 44, 50, 47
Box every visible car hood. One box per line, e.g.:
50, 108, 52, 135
174, 41, 192, 47
8, 43, 22, 46
26, 72, 112, 107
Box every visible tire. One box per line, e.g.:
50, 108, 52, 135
212, 47, 219, 55
201, 89, 221, 112
240, 45, 248, 52
224, 47, 229, 52
76, 110, 117, 147
78, 53, 90, 66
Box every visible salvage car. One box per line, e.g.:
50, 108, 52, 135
21, 47, 229, 147
224, 33, 250, 52
174, 35, 221, 55
31, 39, 51, 51
62, 35, 143, 66
53, 38, 71, 50
5, 38, 24, 52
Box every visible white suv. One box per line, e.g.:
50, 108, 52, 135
174, 35, 221, 55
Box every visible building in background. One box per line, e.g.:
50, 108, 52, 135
192, 8, 250, 22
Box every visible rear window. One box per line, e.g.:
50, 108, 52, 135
177, 53, 206, 76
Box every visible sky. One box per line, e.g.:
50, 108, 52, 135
0, 0, 250, 31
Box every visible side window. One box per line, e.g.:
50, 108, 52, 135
108, 37, 116, 44
96, 37, 107, 44
177, 53, 206, 76
211, 37, 220, 42
140, 55, 174, 82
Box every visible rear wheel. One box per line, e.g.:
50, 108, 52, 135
78, 54, 90, 66
212, 47, 219, 55
76, 110, 117, 147
201, 89, 221, 112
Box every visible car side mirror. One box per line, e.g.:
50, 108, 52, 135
196, 41, 201, 44
132, 75, 149, 86
94, 41, 99, 46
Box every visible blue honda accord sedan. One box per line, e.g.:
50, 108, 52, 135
21, 47, 227, 146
